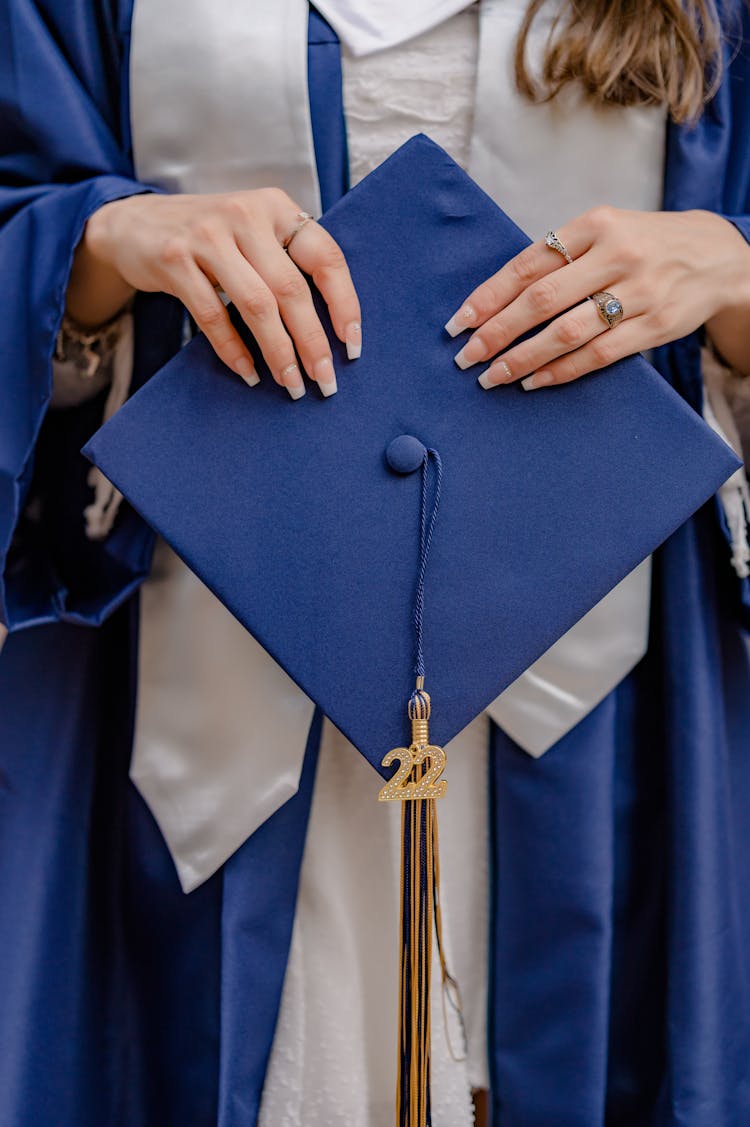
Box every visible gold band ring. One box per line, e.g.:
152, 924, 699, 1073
590, 291, 624, 329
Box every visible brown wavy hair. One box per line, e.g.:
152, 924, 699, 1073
515, 0, 725, 122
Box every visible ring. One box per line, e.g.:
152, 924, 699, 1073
590, 290, 624, 329
545, 230, 573, 265
282, 211, 314, 250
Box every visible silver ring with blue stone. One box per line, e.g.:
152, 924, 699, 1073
591, 291, 624, 329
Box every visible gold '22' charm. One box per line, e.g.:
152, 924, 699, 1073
379, 685, 447, 802
378, 742, 447, 802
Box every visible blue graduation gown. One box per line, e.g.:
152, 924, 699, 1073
1, 3, 749, 1124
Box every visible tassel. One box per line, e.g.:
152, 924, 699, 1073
379, 446, 464, 1126
380, 685, 447, 1126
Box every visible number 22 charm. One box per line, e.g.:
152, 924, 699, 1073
378, 686, 447, 803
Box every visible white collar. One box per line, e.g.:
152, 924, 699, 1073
313, 0, 476, 56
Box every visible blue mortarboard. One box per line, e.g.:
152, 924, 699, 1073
85, 134, 739, 1121
85, 135, 738, 772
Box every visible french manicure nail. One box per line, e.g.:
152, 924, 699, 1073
478, 361, 512, 390
445, 304, 475, 338
522, 370, 554, 391
454, 335, 485, 370
236, 357, 260, 387
282, 363, 305, 400
314, 357, 337, 397
346, 322, 362, 360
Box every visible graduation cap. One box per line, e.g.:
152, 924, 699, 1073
84, 135, 739, 1124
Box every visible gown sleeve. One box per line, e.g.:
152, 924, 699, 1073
0, 0, 164, 634
718, 3, 750, 620
722, 2, 750, 242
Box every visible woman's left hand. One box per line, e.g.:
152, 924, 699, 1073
445, 206, 750, 389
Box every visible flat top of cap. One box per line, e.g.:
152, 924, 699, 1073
85, 135, 738, 773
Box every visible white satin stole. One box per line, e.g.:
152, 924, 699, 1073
129, 0, 665, 891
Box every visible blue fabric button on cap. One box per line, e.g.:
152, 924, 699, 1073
387, 435, 427, 475
84, 135, 740, 775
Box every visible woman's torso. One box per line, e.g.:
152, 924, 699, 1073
128, 7, 668, 1124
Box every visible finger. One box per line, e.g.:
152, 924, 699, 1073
476, 288, 637, 387
173, 263, 259, 388
444, 206, 624, 339
516, 315, 652, 391
444, 222, 597, 339
453, 256, 616, 370
204, 242, 306, 400
475, 300, 604, 387
241, 231, 338, 396
286, 222, 362, 360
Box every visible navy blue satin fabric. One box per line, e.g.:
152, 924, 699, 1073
0, 1, 750, 1125
489, 508, 750, 1125
309, 6, 350, 209
659, 0, 750, 623
0, 604, 322, 1127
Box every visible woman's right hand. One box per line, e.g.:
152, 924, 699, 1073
68, 188, 362, 398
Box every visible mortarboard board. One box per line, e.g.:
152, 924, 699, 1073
84, 135, 739, 1123
84, 134, 739, 773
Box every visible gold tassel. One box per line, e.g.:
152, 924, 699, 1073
380, 683, 447, 1127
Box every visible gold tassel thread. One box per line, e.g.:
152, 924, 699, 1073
379, 686, 447, 1127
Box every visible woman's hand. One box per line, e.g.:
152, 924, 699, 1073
67, 189, 362, 399
445, 207, 750, 389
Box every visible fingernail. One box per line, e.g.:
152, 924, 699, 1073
445, 304, 476, 338
522, 370, 554, 391
454, 335, 486, 370
314, 357, 337, 397
236, 357, 260, 387
478, 361, 513, 390
282, 363, 305, 400
346, 322, 362, 360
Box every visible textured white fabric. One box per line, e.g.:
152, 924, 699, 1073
49, 311, 130, 409
720, 359, 750, 464
314, 0, 474, 56
702, 346, 750, 578
82, 314, 134, 541
342, 5, 479, 187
